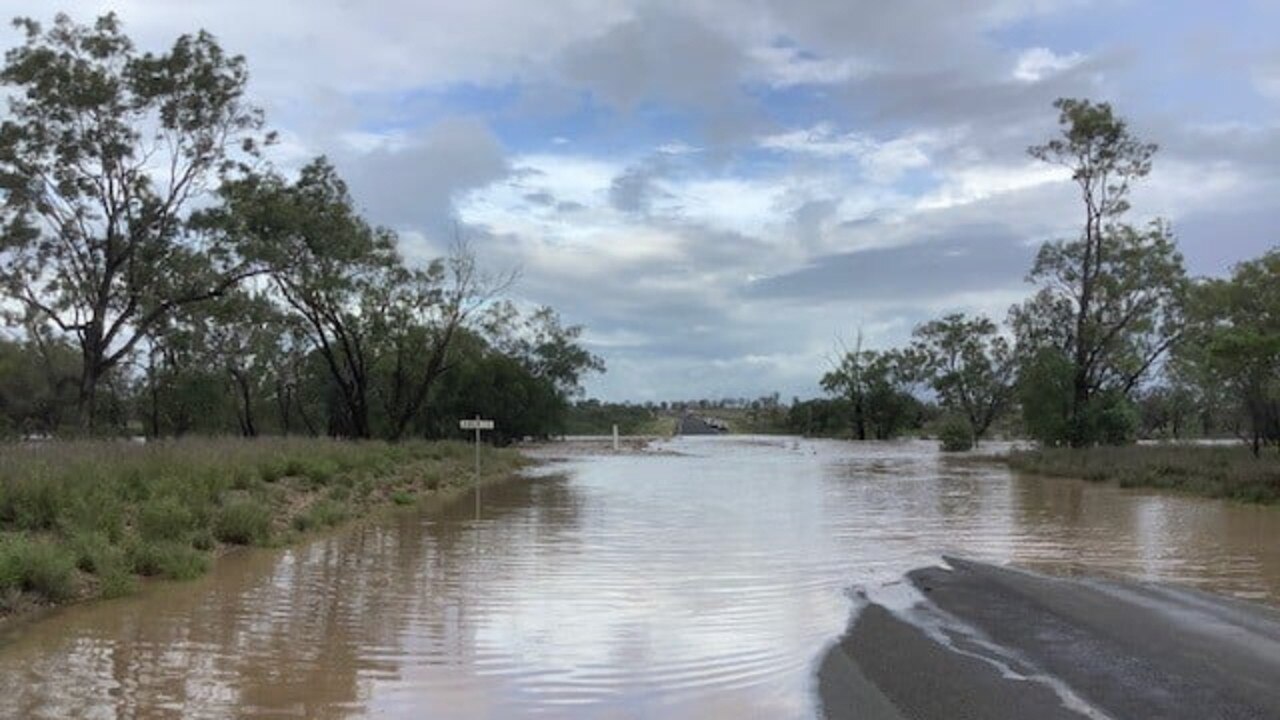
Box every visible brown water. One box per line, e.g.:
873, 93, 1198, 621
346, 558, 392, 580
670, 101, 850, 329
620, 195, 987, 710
1, 436, 1278, 719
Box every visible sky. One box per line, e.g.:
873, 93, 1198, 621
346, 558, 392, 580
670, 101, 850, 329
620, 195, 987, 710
11, 1, 1279, 402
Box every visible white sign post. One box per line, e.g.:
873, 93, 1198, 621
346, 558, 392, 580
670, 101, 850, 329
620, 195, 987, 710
460, 416, 495, 518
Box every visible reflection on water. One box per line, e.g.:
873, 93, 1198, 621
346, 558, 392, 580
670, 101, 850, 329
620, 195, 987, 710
1, 437, 1277, 718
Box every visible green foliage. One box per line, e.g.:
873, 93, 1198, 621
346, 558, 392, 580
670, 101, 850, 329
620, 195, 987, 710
127, 540, 210, 580
291, 499, 349, 531
390, 491, 415, 506
1079, 391, 1139, 446
937, 416, 975, 452
1018, 348, 1075, 445
911, 314, 1015, 442
1180, 250, 1280, 455
1014, 98, 1187, 446
0, 337, 80, 436
213, 500, 272, 545
0, 12, 269, 430
421, 336, 569, 443
564, 400, 663, 436
787, 398, 854, 437
0, 537, 77, 602
1008, 445, 1280, 504
821, 343, 925, 440
137, 496, 196, 542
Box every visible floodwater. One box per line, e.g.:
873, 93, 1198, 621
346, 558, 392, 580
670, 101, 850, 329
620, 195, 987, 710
1, 436, 1278, 719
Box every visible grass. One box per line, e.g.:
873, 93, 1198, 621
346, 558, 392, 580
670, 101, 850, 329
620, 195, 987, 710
0, 437, 529, 615
1007, 444, 1280, 504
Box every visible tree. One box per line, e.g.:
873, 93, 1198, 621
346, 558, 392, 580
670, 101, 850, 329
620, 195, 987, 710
0, 332, 79, 435
373, 247, 512, 441
1181, 249, 1280, 456
219, 159, 397, 438
1017, 347, 1075, 445
911, 313, 1015, 444
822, 342, 921, 440
200, 291, 284, 438
484, 303, 604, 397
1017, 98, 1186, 445
0, 14, 270, 429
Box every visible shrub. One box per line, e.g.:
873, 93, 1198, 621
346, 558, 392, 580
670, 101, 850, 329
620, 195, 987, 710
259, 459, 287, 483
0, 537, 77, 601
68, 531, 118, 573
938, 416, 975, 452
213, 501, 271, 545
98, 568, 138, 598
191, 528, 216, 551
127, 540, 210, 580
291, 500, 348, 532
137, 496, 196, 542
390, 491, 415, 506
0, 474, 62, 531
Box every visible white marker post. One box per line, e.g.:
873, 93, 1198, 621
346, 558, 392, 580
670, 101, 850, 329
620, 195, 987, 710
459, 416, 495, 518
612, 424, 619, 451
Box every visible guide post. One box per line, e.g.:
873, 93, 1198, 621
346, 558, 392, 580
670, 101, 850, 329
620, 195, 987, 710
459, 416, 495, 518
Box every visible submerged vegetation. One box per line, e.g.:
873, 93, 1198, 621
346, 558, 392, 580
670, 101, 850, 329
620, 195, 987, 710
0, 438, 527, 615
1007, 445, 1280, 504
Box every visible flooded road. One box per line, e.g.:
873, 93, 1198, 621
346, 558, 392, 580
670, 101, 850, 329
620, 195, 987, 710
2, 436, 1278, 719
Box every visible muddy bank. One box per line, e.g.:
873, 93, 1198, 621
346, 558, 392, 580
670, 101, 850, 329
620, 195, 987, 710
819, 558, 1280, 719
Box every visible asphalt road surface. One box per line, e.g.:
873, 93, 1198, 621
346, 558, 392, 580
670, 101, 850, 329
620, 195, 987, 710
819, 557, 1280, 720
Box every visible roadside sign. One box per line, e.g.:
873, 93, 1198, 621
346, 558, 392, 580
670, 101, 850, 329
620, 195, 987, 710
461, 416, 494, 519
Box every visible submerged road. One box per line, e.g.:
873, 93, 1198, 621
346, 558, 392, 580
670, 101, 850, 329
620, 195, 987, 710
819, 557, 1280, 720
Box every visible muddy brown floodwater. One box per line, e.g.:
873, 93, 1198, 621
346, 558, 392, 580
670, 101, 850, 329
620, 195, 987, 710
1, 437, 1278, 719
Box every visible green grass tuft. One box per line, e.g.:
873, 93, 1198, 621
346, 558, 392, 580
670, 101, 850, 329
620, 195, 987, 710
1008, 444, 1280, 504
0, 536, 78, 602
213, 500, 272, 545
127, 540, 210, 580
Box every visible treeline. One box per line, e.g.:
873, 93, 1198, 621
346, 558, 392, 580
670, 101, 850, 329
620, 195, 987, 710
812, 98, 1278, 454
0, 14, 602, 442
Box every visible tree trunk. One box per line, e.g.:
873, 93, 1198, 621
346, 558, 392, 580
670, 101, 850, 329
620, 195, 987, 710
275, 380, 292, 435
231, 369, 257, 438
78, 359, 101, 433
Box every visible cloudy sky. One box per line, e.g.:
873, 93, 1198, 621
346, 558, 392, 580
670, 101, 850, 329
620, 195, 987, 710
16, 1, 1280, 401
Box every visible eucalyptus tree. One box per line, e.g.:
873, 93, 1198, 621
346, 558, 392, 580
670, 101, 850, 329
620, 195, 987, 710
483, 302, 605, 397
911, 313, 1015, 443
200, 290, 283, 437
215, 158, 397, 439
1016, 98, 1187, 445
821, 341, 920, 440
373, 247, 508, 441
1181, 249, 1280, 456
0, 13, 271, 429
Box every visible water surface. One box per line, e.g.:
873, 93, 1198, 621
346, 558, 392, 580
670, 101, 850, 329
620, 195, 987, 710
2, 436, 1278, 718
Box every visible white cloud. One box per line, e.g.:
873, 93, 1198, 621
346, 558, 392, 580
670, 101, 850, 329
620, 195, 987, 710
915, 161, 1065, 211
1013, 47, 1085, 82
758, 124, 947, 183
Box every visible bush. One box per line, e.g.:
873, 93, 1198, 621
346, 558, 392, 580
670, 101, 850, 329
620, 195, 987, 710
0, 537, 77, 601
127, 540, 210, 580
213, 501, 271, 545
191, 528, 216, 551
390, 491, 415, 506
137, 496, 196, 542
68, 531, 118, 573
291, 500, 348, 532
0, 474, 62, 531
938, 416, 975, 452
98, 568, 138, 598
